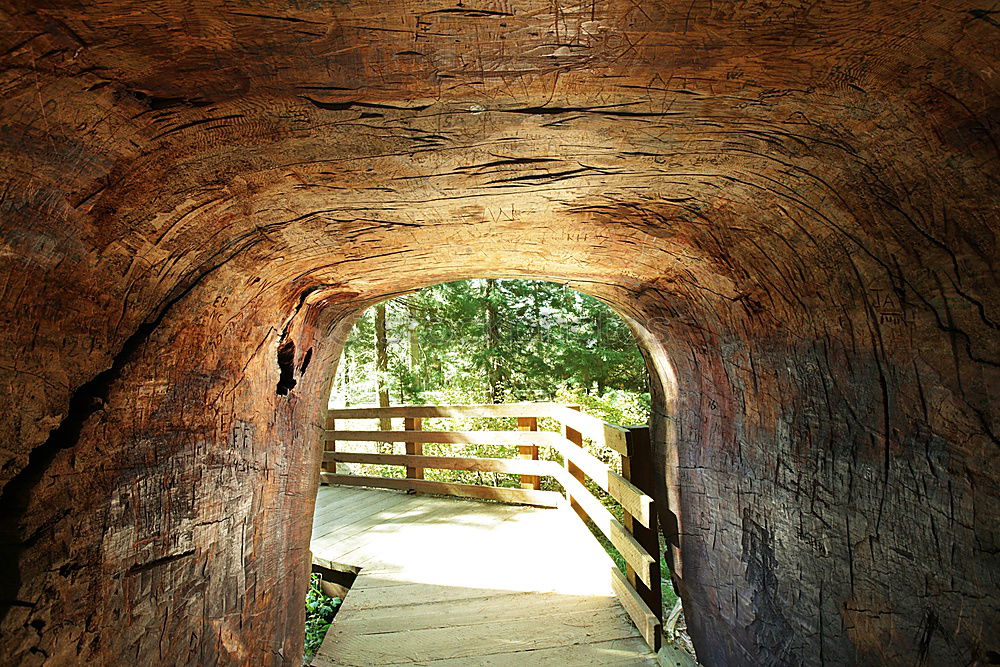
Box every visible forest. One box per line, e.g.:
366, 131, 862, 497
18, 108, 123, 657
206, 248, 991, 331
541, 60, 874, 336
331, 278, 650, 422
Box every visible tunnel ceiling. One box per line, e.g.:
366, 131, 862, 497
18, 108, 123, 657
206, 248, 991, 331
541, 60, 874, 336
0, 1, 997, 665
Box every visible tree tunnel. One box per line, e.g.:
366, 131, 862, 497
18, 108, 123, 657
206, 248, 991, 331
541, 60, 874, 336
0, 1, 997, 665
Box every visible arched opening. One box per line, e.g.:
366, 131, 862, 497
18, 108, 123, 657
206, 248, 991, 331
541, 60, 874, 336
171, 227, 703, 664
307, 278, 691, 662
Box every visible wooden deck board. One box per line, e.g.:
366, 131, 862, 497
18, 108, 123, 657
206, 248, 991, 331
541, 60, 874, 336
311, 486, 658, 666
311, 490, 419, 543
312, 496, 406, 539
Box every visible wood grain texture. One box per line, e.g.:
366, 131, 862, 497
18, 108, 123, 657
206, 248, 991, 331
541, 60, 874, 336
0, 1, 996, 665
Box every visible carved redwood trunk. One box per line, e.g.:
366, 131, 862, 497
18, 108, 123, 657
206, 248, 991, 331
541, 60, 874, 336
0, 2, 996, 665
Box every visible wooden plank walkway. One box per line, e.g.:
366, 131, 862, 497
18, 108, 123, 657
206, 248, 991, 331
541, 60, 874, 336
310, 485, 659, 666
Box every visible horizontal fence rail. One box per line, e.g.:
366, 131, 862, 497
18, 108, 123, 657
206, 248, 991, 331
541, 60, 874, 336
319, 402, 662, 650
322, 429, 565, 445
324, 451, 555, 476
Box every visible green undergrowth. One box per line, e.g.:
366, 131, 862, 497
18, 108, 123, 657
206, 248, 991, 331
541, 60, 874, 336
303, 574, 341, 665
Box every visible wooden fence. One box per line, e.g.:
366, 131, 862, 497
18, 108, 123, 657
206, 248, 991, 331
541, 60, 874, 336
319, 402, 663, 650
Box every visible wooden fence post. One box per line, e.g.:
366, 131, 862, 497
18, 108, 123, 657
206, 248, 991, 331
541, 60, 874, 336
321, 413, 336, 482
517, 416, 540, 490
562, 405, 587, 521
404, 417, 423, 481
622, 426, 662, 622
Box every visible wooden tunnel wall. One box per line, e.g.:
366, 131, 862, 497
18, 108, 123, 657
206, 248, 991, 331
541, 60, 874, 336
0, 1, 996, 665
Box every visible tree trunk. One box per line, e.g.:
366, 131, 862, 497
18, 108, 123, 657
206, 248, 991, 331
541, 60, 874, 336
0, 4, 995, 666
406, 299, 420, 396
483, 279, 502, 403
375, 302, 391, 450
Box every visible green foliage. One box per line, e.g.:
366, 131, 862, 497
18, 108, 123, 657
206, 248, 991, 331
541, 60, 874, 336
553, 386, 650, 429
332, 280, 649, 408
303, 574, 341, 664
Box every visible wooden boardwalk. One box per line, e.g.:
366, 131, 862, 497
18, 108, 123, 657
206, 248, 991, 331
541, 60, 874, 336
310, 485, 659, 666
